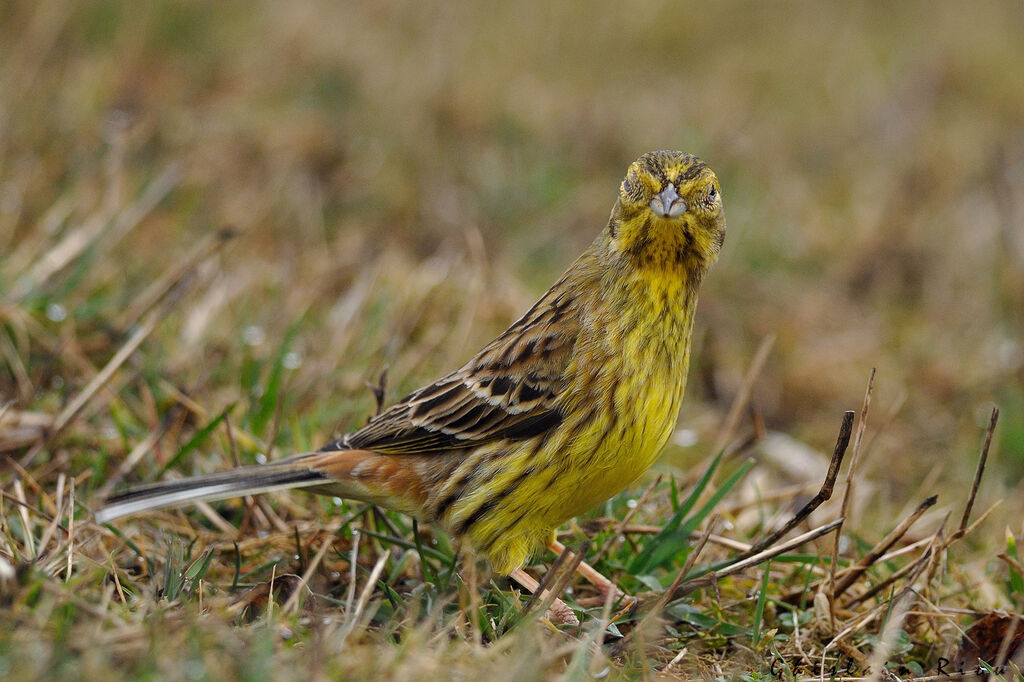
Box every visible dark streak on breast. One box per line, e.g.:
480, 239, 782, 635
454, 465, 536, 536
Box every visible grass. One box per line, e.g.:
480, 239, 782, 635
2, 1, 1024, 679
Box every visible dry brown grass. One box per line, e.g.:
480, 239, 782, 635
2, 1, 1023, 679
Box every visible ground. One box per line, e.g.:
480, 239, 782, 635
1, 2, 1023, 679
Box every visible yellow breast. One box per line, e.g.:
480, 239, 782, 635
458, 237, 703, 574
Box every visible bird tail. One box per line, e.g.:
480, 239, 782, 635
94, 451, 361, 523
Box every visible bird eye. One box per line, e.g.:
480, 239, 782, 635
708, 185, 717, 200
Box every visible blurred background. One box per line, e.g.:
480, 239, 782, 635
2, 1, 1022, 528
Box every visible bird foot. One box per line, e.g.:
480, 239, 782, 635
546, 538, 636, 620
509, 568, 579, 626
544, 600, 581, 626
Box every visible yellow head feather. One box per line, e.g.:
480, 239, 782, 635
610, 150, 726, 278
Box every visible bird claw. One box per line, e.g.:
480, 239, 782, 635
547, 538, 634, 614
510, 568, 580, 627
543, 601, 580, 626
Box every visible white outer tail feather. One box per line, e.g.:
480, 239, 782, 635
94, 462, 329, 523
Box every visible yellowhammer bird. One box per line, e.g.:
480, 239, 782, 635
96, 150, 725, 591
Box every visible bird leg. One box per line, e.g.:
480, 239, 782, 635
509, 568, 579, 625
547, 537, 633, 608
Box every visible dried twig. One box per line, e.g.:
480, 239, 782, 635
829, 369, 875, 620
744, 411, 854, 558
532, 542, 589, 624
671, 518, 844, 601
368, 369, 388, 417
843, 536, 938, 609
606, 518, 719, 658
520, 540, 589, 620
831, 495, 938, 599
954, 407, 999, 542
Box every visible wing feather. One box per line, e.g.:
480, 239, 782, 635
323, 288, 578, 456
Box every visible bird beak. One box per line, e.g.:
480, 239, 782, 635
649, 183, 686, 218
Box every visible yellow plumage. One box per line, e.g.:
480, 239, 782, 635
96, 150, 726, 576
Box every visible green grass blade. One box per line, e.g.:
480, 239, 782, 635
752, 560, 771, 648
631, 457, 754, 574
249, 320, 303, 436
628, 451, 723, 573
157, 408, 230, 478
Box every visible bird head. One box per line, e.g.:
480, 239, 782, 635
610, 150, 726, 276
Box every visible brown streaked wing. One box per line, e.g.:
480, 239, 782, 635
331, 289, 579, 456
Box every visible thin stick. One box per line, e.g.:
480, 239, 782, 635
267, 564, 277, 622
592, 573, 619, 657
465, 552, 482, 647
65, 479, 75, 582
829, 369, 875, 619
37, 474, 65, 557
670, 518, 844, 601
521, 542, 576, 614
824, 583, 917, 656
955, 407, 999, 541
532, 541, 589, 624
13, 480, 35, 558
55, 305, 158, 427
193, 500, 237, 534
843, 543, 934, 609
872, 535, 934, 565
745, 411, 854, 558
837, 367, 875, 524
368, 369, 388, 417
0, 490, 63, 532
831, 495, 937, 598
509, 567, 578, 626
713, 333, 775, 455
264, 376, 290, 464
224, 413, 241, 468
344, 530, 361, 617
668, 516, 717, 598
998, 551, 1024, 578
